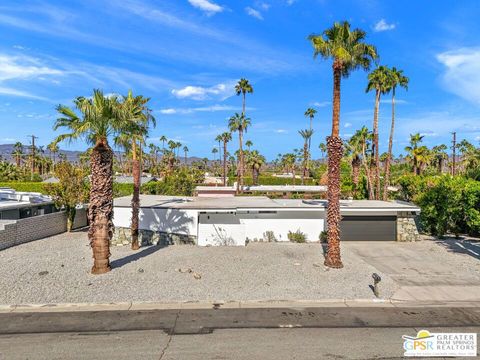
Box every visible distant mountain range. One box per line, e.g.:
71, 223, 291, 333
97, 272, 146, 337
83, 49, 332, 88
0, 144, 82, 163
0, 144, 214, 165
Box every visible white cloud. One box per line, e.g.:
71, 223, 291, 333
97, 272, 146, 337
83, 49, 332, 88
437, 48, 480, 105
373, 19, 396, 32
380, 99, 408, 104
475, 136, 480, 141
285, 0, 297, 5
275, 129, 288, 133
160, 108, 178, 114
159, 104, 242, 115
0, 86, 49, 101
0, 54, 63, 81
188, 0, 223, 14
171, 82, 235, 100
312, 101, 330, 108
344, 122, 352, 128
245, 7, 264, 20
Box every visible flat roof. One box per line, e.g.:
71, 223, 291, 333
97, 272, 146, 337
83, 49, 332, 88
114, 195, 420, 212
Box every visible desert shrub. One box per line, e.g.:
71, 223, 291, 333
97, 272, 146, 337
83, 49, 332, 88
417, 176, 480, 237
319, 231, 328, 243
288, 229, 307, 243
44, 162, 88, 231
113, 183, 134, 197
396, 174, 429, 202
263, 230, 277, 242
142, 168, 198, 196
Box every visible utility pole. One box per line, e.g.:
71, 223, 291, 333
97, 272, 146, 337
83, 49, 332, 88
29, 135, 38, 181
451, 132, 456, 176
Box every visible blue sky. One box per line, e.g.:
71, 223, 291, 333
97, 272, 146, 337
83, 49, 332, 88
0, 0, 479, 160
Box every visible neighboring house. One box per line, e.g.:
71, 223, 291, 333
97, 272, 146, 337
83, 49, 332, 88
0, 188, 56, 219
114, 176, 158, 184
0, 188, 88, 251
112, 195, 420, 247
196, 185, 327, 197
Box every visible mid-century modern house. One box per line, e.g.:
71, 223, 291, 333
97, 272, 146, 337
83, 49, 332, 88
112, 195, 421, 246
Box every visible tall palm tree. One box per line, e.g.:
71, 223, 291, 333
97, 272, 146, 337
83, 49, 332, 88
160, 135, 167, 151
366, 65, 391, 200
281, 153, 297, 185
299, 129, 314, 184
405, 133, 424, 175
183, 146, 189, 164
47, 142, 59, 173
215, 134, 223, 166
229, 113, 251, 193
245, 140, 253, 151
319, 142, 327, 160
11, 142, 24, 167
355, 126, 375, 199
304, 107, 317, 132
54, 89, 126, 274
212, 147, 218, 161
219, 132, 232, 186
309, 21, 377, 268
119, 91, 155, 251
304, 108, 317, 166
345, 132, 363, 198
382, 67, 409, 200
432, 144, 448, 173
246, 150, 266, 185
235, 78, 253, 116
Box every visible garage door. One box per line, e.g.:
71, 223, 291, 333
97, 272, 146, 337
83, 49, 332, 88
340, 216, 396, 241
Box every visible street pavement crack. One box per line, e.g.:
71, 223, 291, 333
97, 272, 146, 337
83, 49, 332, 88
159, 310, 180, 360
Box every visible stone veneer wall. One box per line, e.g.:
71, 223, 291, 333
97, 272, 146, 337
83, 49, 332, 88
396, 212, 420, 242
0, 208, 88, 251
112, 227, 196, 247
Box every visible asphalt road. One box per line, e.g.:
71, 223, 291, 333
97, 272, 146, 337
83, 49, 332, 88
0, 307, 479, 359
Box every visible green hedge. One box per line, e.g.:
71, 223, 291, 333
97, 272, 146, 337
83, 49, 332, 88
0, 182, 48, 193
0, 181, 134, 198
113, 183, 134, 197
397, 174, 480, 237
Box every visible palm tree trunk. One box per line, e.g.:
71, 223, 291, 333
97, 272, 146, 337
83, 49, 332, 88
89, 137, 113, 274
131, 141, 140, 250
352, 157, 360, 198
324, 61, 344, 269
372, 89, 381, 200
382, 87, 395, 201
223, 141, 227, 186
239, 130, 244, 194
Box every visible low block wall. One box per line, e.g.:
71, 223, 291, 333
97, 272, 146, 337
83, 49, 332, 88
0, 208, 88, 251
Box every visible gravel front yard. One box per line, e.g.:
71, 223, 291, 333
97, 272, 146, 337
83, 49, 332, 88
0, 231, 398, 304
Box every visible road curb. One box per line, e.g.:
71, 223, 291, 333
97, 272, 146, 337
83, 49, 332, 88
1, 299, 479, 313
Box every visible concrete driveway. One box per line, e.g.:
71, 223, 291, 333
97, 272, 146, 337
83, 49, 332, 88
345, 236, 480, 302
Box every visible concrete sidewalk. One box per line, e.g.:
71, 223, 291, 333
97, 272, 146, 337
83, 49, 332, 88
1, 298, 479, 314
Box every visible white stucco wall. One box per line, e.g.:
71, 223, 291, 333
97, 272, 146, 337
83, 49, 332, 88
113, 207, 325, 246
197, 213, 246, 246
113, 207, 198, 236
239, 211, 324, 242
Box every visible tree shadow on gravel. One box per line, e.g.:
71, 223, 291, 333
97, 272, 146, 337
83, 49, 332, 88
433, 237, 480, 262
110, 244, 166, 269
